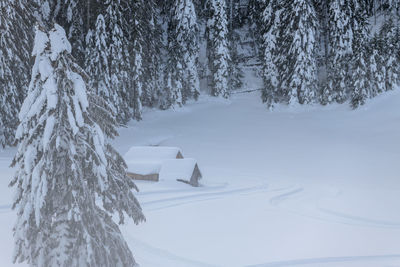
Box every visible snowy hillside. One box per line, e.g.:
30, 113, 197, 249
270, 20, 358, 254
2, 85, 400, 266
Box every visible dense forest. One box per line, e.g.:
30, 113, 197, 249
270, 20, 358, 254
1, 0, 400, 147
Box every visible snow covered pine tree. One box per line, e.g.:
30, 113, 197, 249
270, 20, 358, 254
10, 24, 144, 266
167, 0, 200, 105
260, 0, 282, 110
279, 0, 318, 105
0, 0, 35, 147
206, 0, 230, 98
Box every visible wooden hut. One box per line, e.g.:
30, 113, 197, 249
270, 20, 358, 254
124, 146, 201, 186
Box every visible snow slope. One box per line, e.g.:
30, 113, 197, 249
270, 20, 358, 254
1, 88, 400, 266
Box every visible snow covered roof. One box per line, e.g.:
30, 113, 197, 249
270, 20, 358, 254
159, 159, 199, 182
125, 161, 162, 176
124, 146, 183, 161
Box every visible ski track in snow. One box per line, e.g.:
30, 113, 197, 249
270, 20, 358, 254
269, 187, 304, 206
318, 208, 400, 229
140, 183, 270, 212
124, 233, 218, 267
247, 254, 400, 267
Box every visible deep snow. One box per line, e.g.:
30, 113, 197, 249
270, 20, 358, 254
1, 88, 400, 266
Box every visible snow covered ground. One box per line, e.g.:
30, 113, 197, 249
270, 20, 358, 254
1, 87, 400, 266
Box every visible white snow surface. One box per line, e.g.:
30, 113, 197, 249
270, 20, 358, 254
1, 87, 400, 266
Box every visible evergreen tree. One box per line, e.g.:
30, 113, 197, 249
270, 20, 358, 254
279, 0, 318, 105
350, 3, 371, 108
322, 0, 354, 104
206, 0, 230, 98
380, 17, 399, 92
369, 34, 387, 96
136, 0, 163, 108
52, 0, 89, 64
0, 0, 35, 147
11, 24, 144, 267
168, 0, 200, 106
260, 0, 282, 109
351, 39, 370, 108
106, 0, 133, 123
85, 0, 133, 123
227, 30, 244, 92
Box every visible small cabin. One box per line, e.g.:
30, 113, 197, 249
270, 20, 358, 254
124, 146, 201, 187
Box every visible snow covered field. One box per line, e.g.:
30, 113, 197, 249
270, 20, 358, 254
1, 88, 400, 266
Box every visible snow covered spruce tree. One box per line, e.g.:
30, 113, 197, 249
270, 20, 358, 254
126, 0, 150, 120
167, 0, 200, 106
350, 21, 370, 108
206, 0, 230, 98
322, 0, 354, 104
0, 0, 35, 147
379, 17, 400, 92
132, 0, 163, 108
10, 24, 144, 266
53, 0, 89, 65
260, 0, 282, 110
279, 0, 318, 105
369, 34, 387, 97
85, 0, 134, 123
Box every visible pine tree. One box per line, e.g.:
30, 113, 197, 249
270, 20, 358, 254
168, 0, 200, 105
380, 17, 399, 92
206, 0, 230, 98
279, 0, 318, 105
350, 3, 371, 108
369, 34, 386, 96
106, 0, 133, 123
135, 0, 163, 108
322, 0, 354, 104
0, 0, 35, 147
11, 24, 144, 267
52, 0, 89, 64
260, 0, 282, 109
85, 0, 133, 124
227, 30, 244, 92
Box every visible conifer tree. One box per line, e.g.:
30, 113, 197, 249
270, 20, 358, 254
351, 39, 370, 108
206, 0, 230, 98
380, 17, 399, 91
227, 31, 244, 92
260, 0, 282, 109
168, 0, 200, 105
11, 24, 144, 267
137, 0, 163, 108
322, 0, 354, 104
0, 0, 35, 147
106, 0, 132, 122
369, 35, 387, 97
85, 0, 133, 123
279, 0, 318, 105
350, 4, 371, 108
